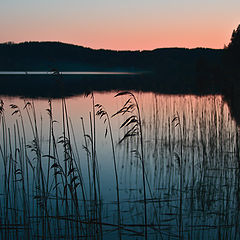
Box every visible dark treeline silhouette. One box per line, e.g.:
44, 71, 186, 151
227, 24, 240, 64
0, 41, 222, 73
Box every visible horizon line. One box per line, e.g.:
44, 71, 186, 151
0, 40, 224, 52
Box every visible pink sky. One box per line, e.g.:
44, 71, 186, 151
0, 0, 239, 50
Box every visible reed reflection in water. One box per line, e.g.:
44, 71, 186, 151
0, 92, 239, 239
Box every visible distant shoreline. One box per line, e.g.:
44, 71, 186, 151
0, 71, 143, 75
0, 41, 223, 72
0, 41, 225, 98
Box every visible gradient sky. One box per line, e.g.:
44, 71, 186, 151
0, 0, 239, 50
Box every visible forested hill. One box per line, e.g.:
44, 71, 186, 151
0, 41, 223, 72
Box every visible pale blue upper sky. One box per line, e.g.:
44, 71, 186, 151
0, 0, 239, 50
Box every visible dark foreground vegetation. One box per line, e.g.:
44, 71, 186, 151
1, 93, 240, 239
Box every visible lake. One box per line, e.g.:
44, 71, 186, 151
0, 71, 140, 75
0, 78, 240, 239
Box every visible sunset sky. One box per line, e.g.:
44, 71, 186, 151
0, 0, 239, 50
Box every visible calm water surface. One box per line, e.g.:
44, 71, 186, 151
0, 92, 239, 239
0, 71, 140, 75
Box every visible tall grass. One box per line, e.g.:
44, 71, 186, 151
112, 91, 149, 239
95, 103, 122, 239
0, 93, 240, 239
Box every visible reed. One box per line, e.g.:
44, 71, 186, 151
95, 103, 122, 239
112, 91, 148, 239
0, 93, 240, 239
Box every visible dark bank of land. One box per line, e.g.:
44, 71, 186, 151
0, 41, 223, 73
0, 41, 224, 95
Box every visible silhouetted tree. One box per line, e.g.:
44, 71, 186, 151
227, 24, 240, 65
228, 24, 240, 51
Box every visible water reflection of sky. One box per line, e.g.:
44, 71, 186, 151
0, 92, 239, 239
1, 92, 236, 196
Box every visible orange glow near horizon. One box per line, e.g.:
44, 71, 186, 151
0, 1, 239, 50
1, 22, 236, 51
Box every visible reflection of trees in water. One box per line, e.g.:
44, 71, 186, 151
223, 89, 240, 126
